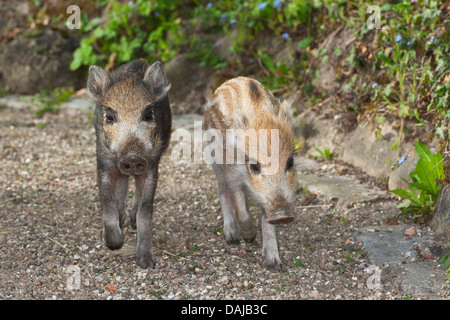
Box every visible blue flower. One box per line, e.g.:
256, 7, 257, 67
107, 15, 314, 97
257, 2, 268, 10
406, 41, 411, 46
282, 32, 289, 39
398, 156, 406, 165
372, 83, 378, 88
273, 0, 282, 8
207, 2, 213, 8
229, 19, 237, 25
128, 0, 134, 6
390, 165, 395, 170
220, 13, 228, 21
395, 34, 402, 42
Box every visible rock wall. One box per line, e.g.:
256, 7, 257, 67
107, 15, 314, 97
0, 27, 85, 94
296, 110, 439, 192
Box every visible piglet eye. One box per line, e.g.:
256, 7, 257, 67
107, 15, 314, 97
250, 162, 261, 174
104, 107, 117, 124
143, 105, 154, 122
144, 110, 154, 122
286, 156, 294, 171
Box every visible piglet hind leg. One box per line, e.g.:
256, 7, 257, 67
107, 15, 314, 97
134, 169, 158, 269
129, 178, 142, 230
261, 216, 283, 271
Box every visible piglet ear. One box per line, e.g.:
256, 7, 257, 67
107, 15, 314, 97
143, 61, 171, 102
87, 65, 109, 102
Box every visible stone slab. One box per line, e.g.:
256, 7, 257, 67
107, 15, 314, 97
355, 225, 434, 265
297, 173, 387, 207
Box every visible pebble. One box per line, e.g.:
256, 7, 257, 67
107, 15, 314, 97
0, 234, 7, 245
405, 227, 415, 236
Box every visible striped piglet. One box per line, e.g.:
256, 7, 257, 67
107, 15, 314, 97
204, 77, 298, 270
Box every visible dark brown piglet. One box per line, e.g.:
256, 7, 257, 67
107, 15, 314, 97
87, 59, 171, 268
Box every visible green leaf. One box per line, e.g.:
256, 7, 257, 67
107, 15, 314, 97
415, 141, 433, 162
398, 103, 410, 117
297, 37, 313, 49
259, 51, 276, 74
377, 53, 393, 66
391, 185, 422, 208
382, 83, 393, 97
391, 188, 412, 199
412, 142, 444, 187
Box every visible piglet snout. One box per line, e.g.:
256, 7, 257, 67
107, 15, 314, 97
266, 208, 294, 225
119, 152, 147, 175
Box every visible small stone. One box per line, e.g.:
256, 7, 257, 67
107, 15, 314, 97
344, 240, 355, 251
405, 227, 415, 236
309, 290, 321, 299
0, 234, 7, 245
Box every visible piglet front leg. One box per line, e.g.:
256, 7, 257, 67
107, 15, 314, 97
98, 167, 124, 250
261, 216, 282, 271
134, 166, 158, 269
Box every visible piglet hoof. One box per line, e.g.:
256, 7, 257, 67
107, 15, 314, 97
242, 229, 256, 243
262, 244, 283, 271
104, 226, 124, 250
266, 210, 294, 225
263, 259, 284, 272
136, 253, 156, 269
225, 237, 241, 246
224, 224, 241, 245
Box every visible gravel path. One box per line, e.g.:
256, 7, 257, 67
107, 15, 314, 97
0, 105, 447, 300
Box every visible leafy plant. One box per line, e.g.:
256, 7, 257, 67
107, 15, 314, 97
366, 0, 449, 142
71, 0, 182, 70
391, 141, 445, 214
314, 146, 333, 161
438, 256, 450, 280
0, 85, 10, 98
294, 256, 305, 268
24, 87, 74, 116
188, 245, 204, 254
148, 288, 166, 296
